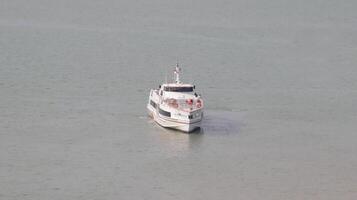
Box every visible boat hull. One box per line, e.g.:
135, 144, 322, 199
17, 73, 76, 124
147, 105, 201, 133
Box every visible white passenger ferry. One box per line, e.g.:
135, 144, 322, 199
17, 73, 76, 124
147, 64, 204, 132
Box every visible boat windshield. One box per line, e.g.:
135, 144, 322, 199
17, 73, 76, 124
164, 86, 193, 92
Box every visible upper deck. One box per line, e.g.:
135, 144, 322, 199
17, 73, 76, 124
149, 63, 203, 112
161, 83, 194, 93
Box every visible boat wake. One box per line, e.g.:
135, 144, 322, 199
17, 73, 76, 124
196, 110, 245, 135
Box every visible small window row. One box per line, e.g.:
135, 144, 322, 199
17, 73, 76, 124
159, 108, 171, 117
164, 87, 193, 92
150, 100, 157, 108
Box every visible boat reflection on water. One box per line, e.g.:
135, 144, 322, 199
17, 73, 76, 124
146, 110, 244, 157
147, 119, 204, 157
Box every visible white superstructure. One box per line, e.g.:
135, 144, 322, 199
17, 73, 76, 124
147, 64, 204, 132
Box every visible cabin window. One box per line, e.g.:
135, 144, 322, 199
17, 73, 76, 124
188, 115, 193, 119
159, 108, 171, 117
164, 87, 193, 92
150, 100, 157, 108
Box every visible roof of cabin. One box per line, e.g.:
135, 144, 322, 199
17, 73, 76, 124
162, 83, 193, 87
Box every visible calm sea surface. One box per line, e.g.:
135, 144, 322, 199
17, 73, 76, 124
1, 0, 357, 199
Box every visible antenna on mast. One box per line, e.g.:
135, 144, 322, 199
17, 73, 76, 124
165, 66, 168, 83
174, 62, 181, 84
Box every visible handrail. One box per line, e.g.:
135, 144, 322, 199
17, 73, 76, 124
161, 99, 203, 113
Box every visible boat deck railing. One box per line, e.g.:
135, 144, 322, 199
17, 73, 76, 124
163, 98, 203, 112
151, 89, 203, 112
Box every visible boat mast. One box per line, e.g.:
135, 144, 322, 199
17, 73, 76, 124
174, 63, 181, 84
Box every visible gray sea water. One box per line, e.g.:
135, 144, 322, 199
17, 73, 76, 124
1, 0, 357, 199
